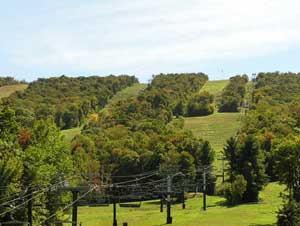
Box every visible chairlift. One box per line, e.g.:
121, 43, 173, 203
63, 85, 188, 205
0, 221, 30, 225
53, 220, 82, 225
119, 194, 142, 208
88, 195, 110, 207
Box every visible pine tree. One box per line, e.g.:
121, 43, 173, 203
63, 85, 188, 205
223, 137, 238, 184
238, 135, 267, 202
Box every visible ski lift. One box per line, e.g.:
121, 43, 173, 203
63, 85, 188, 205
119, 194, 142, 208
0, 221, 29, 225
87, 195, 110, 207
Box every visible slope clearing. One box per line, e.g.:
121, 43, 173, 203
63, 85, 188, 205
76, 183, 282, 226
184, 112, 241, 153
101, 83, 146, 115
200, 80, 228, 96
106, 83, 147, 106
61, 126, 83, 142
0, 84, 28, 98
184, 79, 242, 154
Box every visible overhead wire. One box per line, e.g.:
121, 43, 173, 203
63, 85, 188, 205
0, 177, 73, 217
38, 185, 98, 225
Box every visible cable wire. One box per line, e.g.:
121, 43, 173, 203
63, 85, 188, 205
39, 185, 97, 225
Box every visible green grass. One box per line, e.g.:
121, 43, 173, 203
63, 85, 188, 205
184, 112, 241, 154
61, 126, 82, 142
101, 83, 147, 115
75, 183, 283, 226
0, 84, 28, 98
107, 83, 147, 106
200, 80, 229, 96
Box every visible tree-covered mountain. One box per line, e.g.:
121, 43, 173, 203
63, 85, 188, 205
2, 72, 300, 225
3, 75, 138, 129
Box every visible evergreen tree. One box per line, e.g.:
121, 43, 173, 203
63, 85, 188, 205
277, 199, 300, 226
223, 137, 238, 184
238, 135, 267, 202
198, 141, 215, 195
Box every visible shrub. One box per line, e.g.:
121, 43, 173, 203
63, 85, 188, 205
223, 175, 247, 205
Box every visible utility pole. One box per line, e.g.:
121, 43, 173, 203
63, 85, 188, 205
166, 176, 172, 224
112, 185, 118, 226
202, 170, 206, 211
27, 189, 33, 226
182, 182, 185, 209
72, 191, 79, 226
160, 195, 163, 213
113, 198, 117, 226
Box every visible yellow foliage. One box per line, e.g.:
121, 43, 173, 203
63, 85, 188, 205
89, 113, 100, 123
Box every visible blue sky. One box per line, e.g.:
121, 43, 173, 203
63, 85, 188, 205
1, 0, 300, 83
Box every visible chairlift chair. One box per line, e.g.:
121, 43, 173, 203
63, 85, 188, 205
119, 194, 142, 208
0, 221, 30, 225
88, 195, 110, 207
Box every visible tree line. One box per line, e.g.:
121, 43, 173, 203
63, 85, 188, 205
0, 76, 24, 87
218, 75, 248, 112
2, 75, 138, 129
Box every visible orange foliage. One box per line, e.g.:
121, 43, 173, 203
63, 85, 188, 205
18, 128, 32, 149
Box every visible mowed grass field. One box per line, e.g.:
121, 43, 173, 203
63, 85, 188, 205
75, 183, 283, 226
184, 112, 241, 154
107, 83, 147, 106
61, 126, 83, 142
200, 80, 228, 96
0, 84, 28, 98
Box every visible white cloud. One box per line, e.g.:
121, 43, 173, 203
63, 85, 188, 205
5, 0, 300, 79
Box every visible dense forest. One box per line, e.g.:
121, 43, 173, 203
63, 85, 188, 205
238, 72, 300, 224
1, 72, 300, 225
3, 75, 138, 129
81, 73, 213, 179
0, 73, 217, 224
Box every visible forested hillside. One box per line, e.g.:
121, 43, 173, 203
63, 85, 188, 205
81, 73, 214, 179
2, 72, 300, 225
3, 75, 138, 129
243, 72, 300, 138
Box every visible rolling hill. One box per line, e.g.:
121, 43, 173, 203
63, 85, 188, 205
0, 84, 28, 99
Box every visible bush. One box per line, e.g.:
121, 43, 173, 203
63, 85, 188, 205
277, 200, 300, 226
222, 175, 247, 205
186, 91, 214, 116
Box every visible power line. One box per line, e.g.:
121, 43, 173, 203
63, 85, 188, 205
0, 179, 71, 217
0, 178, 72, 208
39, 185, 97, 225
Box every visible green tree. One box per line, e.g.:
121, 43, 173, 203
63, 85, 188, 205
275, 135, 300, 201
223, 137, 238, 184
22, 119, 73, 223
197, 141, 215, 195
0, 106, 19, 143
223, 174, 247, 205
238, 135, 267, 202
277, 200, 300, 226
